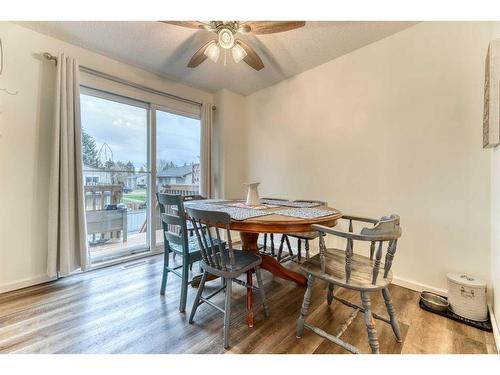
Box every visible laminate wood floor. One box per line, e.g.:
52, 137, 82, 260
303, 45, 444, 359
0, 254, 495, 354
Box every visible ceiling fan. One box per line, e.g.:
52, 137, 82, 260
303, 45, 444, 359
161, 21, 306, 71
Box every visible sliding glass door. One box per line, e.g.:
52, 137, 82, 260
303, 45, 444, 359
154, 108, 201, 245
79, 87, 202, 265
80, 88, 150, 264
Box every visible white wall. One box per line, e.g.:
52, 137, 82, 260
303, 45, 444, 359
244, 22, 498, 293
213, 89, 247, 200
490, 24, 500, 342
491, 147, 500, 345
0, 22, 214, 292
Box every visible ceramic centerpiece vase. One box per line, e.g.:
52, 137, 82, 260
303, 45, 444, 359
244, 182, 261, 206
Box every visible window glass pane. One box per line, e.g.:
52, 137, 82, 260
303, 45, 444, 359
80, 93, 149, 264
155, 110, 201, 245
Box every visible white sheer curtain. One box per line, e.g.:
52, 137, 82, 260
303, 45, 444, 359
200, 103, 213, 198
47, 53, 88, 278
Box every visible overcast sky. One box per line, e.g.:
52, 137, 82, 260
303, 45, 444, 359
81, 94, 200, 170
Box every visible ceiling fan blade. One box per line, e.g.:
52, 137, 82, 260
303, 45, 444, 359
236, 40, 264, 71
187, 39, 216, 68
237, 23, 252, 34
241, 21, 305, 35
160, 21, 213, 31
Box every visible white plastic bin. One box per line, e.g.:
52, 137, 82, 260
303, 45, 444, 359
446, 273, 487, 322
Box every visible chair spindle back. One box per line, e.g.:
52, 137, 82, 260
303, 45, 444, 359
156, 193, 189, 253
361, 215, 401, 282
315, 214, 401, 285
186, 207, 234, 271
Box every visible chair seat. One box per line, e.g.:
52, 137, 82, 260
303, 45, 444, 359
287, 231, 321, 240
300, 248, 392, 291
202, 249, 262, 278
169, 236, 225, 255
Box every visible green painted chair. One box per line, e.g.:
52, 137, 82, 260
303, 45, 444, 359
156, 193, 224, 313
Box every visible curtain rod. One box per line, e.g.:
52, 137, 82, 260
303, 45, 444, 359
42, 52, 216, 110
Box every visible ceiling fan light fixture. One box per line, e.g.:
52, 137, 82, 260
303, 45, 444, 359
218, 27, 235, 49
166, 21, 306, 71
231, 43, 247, 63
204, 42, 220, 63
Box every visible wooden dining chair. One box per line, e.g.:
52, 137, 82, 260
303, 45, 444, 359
156, 193, 224, 313
186, 207, 269, 349
277, 199, 327, 263
171, 194, 207, 263
296, 214, 402, 354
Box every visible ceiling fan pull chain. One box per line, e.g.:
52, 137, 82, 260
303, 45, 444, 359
224, 49, 227, 66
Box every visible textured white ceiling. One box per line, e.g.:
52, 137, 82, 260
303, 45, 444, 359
19, 21, 418, 95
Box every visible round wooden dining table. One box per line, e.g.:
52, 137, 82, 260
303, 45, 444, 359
227, 203, 343, 327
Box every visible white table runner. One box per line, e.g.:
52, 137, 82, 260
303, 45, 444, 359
185, 202, 274, 221
271, 207, 340, 219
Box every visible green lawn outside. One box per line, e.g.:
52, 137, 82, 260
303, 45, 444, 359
122, 189, 147, 204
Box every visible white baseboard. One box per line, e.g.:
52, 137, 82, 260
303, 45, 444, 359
258, 237, 449, 296
0, 274, 56, 294
488, 304, 500, 354
392, 276, 447, 296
